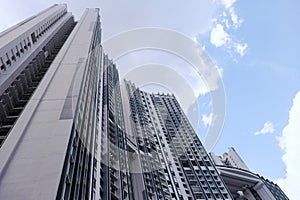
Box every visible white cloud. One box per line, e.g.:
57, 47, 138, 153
95, 0, 216, 39
208, 0, 247, 57
276, 91, 300, 199
210, 24, 231, 47
219, 0, 243, 29
235, 43, 248, 56
202, 113, 213, 127
220, 0, 236, 9
254, 121, 275, 135
229, 7, 243, 29
222, 18, 230, 29
210, 24, 247, 57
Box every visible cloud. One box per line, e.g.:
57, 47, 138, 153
229, 7, 243, 29
235, 43, 248, 56
202, 113, 213, 127
209, 23, 247, 57
220, 0, 236, 9
276, 91, 300, 199
208, 0, 247, 56
210, 24, 231, 47
254, 121, 275, 135
95, 0, 216, 39
219, 0, 242, 29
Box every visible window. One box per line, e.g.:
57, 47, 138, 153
11, 50, 16, 61
15, 46, 20, 57
5, 53, 11, 65
23, 40, 28, 50
0, 58, 5, 71
20, 43, 24, 53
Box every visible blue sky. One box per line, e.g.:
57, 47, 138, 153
197, 1, 300, 198
0, 0, 299, 198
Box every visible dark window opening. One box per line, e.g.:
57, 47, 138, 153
31, 32, 37, 44
0, 64, 5, 71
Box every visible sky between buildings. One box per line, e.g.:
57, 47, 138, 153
0, 0, 299, 199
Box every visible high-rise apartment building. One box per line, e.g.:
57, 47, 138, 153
0, 4, 102, 199
210, 148, 289, 200
0, 4, 75, 147
120, 81, 232, 199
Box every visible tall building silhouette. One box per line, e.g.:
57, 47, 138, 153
120, 81, 233, 199
0, 4, 102, 199
0, 4, 288, 200
0, 4, 75, 147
